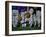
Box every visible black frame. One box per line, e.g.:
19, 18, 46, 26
5, 1, 45, 36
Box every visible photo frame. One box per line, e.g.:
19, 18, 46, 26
5, 1, 45, 36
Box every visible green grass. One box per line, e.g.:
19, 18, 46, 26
12, 21, 41, 31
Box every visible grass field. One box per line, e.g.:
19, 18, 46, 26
12, 21, 41, 31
